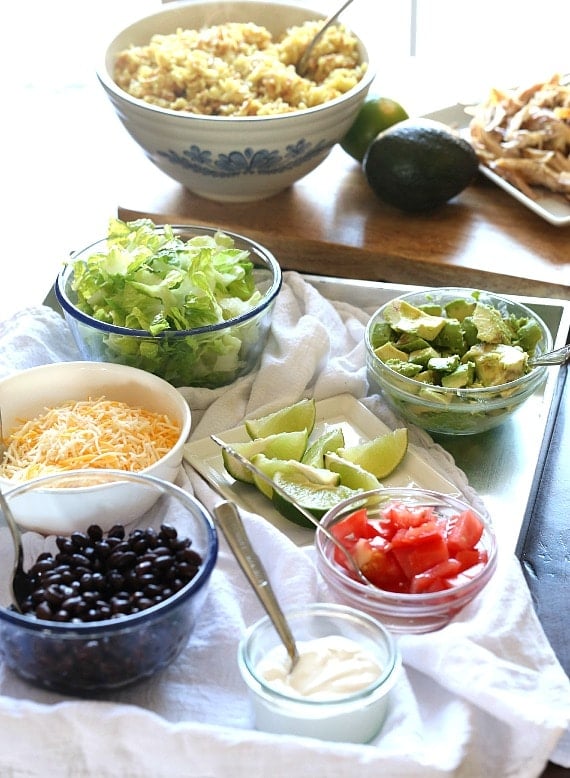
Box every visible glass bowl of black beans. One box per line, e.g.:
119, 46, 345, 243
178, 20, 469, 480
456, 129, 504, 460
0, 469, 218, 695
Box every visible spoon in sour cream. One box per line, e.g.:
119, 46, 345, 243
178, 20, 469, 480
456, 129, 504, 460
214, 500, 300, 669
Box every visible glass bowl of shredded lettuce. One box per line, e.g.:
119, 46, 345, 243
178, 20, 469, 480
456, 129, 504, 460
55, 219, 282, 388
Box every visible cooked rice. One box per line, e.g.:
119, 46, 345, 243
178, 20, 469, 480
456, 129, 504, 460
113, 20, 367, 116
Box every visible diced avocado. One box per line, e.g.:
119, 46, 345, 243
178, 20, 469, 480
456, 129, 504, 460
414, 369, 437, 384
433, 319, 466, 354
444, 298, 476, 321
385, 359, 423, 378
441, 362, 475, 388
472, 303, 512, 344
419, 304, 443, 316
409, 346, 440, 367
427, 354, 461, 373
369, 321, 393, 349
382, 299, 446, 340
461, 317, 479, 347
374, 341, 409, 362
417, 386, 453, 405
463, 343, 528, 386
516, 319, 543, 355
395, 332, 431, 353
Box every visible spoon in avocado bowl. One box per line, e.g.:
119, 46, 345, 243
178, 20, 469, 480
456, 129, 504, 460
296, 0, 356, 76
528, 343, 570, 367
210, 435, 372, 586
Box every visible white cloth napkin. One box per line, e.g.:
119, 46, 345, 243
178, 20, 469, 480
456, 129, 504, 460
0, 273, 568, 778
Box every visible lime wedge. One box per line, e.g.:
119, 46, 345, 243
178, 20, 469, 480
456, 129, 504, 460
324, 451, 380, 491
301, 427, 345, 468
271, 471, 361, 529
221, 429, 309, 484
245, 398, 316, 440
251, 454, 340, 498
337, 428, 408, 479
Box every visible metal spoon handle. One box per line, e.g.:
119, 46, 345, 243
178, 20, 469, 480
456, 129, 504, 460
296, 0, 356, 75
210, 434, 369, 585
529, 343, 570, 367
214, 500, 299, 667
0, 490, 27, 612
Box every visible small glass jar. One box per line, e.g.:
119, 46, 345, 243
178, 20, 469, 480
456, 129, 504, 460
238, 602, 400, 743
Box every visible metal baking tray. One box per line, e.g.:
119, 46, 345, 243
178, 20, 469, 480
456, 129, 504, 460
303, 274, 570, 554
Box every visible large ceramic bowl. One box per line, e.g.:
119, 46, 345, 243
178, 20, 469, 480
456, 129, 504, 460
96, 0, 374, 202
0, 469, 217, 694
365, 287, 552, 435
0, 361, 191, 534
55, 222, 282, 389
315, 487, 498, 634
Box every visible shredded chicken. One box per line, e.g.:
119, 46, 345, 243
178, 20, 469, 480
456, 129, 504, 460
469, 74, 570, 201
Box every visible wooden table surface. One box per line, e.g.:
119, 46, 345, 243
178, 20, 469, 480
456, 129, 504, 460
118, 135, 569, 302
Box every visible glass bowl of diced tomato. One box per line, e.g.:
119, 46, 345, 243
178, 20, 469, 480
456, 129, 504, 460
315, 487, 497, 634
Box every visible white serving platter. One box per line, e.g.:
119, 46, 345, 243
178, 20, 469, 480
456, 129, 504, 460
424, 103, 570, 227
184, 393, 458, 546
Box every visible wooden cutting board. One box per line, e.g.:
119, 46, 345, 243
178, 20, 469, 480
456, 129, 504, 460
118, 143, 569, 300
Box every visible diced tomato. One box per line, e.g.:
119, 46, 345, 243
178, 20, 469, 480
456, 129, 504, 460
359, 544, 408, 593
382, 503, 439, 529
409, 558, 463, 593
392, 532, 449, 578
391, 520, 444, 548
446, 509, 484, 553
328, 500, 487, 594
332, 508, 378, 543
445, 562, 487, 587
454, 547, 481, 570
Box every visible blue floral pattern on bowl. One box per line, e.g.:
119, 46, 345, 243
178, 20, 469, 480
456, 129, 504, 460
157, 138, 331, 178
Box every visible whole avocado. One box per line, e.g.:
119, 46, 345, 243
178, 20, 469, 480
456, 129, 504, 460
363, 118, 479, 213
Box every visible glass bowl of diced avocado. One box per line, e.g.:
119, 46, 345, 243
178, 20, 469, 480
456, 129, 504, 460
365, 288, 553, 435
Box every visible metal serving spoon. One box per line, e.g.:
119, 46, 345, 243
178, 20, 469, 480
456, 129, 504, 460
210, 435, 372, 586
296, 0, 356, 76
0, 489, 30, 613
0, 408, 7, 462
528, 343, 570, 367
214, 500, 300, 669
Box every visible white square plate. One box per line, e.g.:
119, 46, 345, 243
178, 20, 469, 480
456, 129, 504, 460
184, 394, 458, 546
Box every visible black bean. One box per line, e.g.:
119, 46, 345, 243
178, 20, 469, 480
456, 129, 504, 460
71, 531, 89, 548
18, 522, 203, 627
87, 524, 103, 542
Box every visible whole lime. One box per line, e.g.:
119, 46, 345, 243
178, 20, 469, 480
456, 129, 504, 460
363, 118, 479, 212
340, 96, 409, 162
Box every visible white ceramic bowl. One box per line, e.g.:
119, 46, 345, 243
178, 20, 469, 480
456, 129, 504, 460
96, 1, 375, 202
238, 603, 400, 742
0, 362, 191, 534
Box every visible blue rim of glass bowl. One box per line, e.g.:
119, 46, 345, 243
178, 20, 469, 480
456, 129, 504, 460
0, 469, 219, 633
54, 225, 282, 338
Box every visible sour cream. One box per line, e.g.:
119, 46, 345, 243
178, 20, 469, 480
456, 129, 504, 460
255, 634, 382, 701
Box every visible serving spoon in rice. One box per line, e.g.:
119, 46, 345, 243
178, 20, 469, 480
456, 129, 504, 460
296, 0, 356, 76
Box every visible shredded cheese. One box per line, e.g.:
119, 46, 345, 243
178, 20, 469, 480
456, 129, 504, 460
0, 397, 181, 482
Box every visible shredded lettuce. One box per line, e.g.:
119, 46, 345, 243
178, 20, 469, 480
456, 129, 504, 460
67, 218, 272, 387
